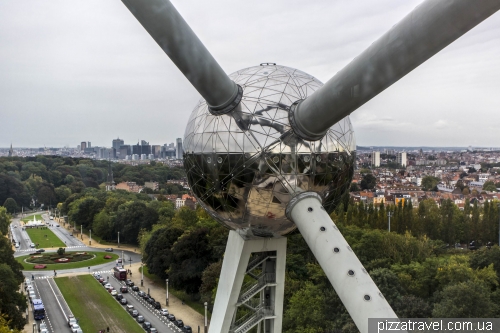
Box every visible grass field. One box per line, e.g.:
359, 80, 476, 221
25, 227, 66, 248
16, 251, 119, 270
21, 214, 44, 222
55, 275, 145, 333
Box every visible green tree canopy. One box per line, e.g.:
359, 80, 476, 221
421, 176, 440, 191
2, 198, 17, 214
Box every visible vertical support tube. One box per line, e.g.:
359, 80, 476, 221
210, 231, 286, 333
286, 192, 397, 333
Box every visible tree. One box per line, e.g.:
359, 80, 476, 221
421, 176, 439, 191
432, 281, 497, 317
360, 174, 376, 190
0, 207, 10, 236
144, 226, 184, 279
483, 181, 497, 192
0, 264, 27, 330
0, 314, 22, 333
2, 198, 17, 214
169, 228, 213, 294
349, 182, 360, 192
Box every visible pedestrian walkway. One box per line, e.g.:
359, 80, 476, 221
128, 262, 206, 331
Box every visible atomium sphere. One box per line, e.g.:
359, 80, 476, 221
183, 64, 356, 237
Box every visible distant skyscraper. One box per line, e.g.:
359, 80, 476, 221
176, 138, 183, 159
371, 151, 380, 167
112, 138, 124, 151
87, 142, 91, 148
397, 152, 407, 167
8, 143, 13, 157
81, 142, 87, 151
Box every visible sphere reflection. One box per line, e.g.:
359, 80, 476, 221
183, 64, 355, 237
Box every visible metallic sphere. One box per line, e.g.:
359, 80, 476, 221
183, 64, 356, 237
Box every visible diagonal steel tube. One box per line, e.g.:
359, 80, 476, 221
290, 0, 500, 141
122, 0, 241, 114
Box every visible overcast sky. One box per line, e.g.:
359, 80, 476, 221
1, 0, 499, 148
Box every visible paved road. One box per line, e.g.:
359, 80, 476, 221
33, 278, 73, 333
103, 274, 183, 333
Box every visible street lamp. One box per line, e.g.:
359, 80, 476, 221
141, 260, 144, 287
387, 211, 393, 232
204, 302, 208, 333
118, 232, 120, 248
166, 278, 169, 306
89, 229, 92, 246
80, 225, 83, 240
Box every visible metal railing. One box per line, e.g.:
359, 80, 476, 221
239, 273, 276, 303
229, 306, 275, 333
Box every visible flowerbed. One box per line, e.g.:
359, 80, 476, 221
104, 255, 112, 259
25, 252, 94, 264
34, 264, 46, 269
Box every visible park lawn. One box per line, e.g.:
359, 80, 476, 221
25, 227, 66, 248
55, 275, 145, 333
21, 214, 44, 222
16, 251, 119, 270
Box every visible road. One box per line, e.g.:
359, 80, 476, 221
13, 212, 175, 332
33, 278, 73, 332
104, 274, 183, 333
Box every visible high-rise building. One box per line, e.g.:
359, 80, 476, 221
152, 145, 161, 158
119, 145, 130, 159
81, 142, 87, 151
397, 152, 407, 167
87, 142, 91, 148
112, 138, 124, 151
371, 151, 380, 167
176, 138, 183, 159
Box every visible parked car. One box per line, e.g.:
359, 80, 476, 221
147, 297, 156, 304
120, 286, 128, 293
126, 279, 134, 286
30, 243, 36, 248
38, 322, 48, 333
153, 301, 161, 309
131, 310, 139, 317
160, 309, 169, 316
132, 286, 139, 292
115, 294, 123, 301
142, 322, 152, 330
36, 249, 45, 253
111, 290, 118, 296
183, 326, 193, 333
137, 291, 146, 297
70, 323, 81, 333
120, 298, 127, 305
98, 277, 105, 283
105, 248, 113, 252
67, 315, 77, 327
136, 315, 145, 323
147, 328, 158, 333
104, 283, 111, 289
116, 258, 122, 263
175, 320, 184, 328
167, 314, 176, 321
126, 305, 134, 313
94, 273, 101, 279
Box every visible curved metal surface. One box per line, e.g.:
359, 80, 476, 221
292, 0, 500, 140
183, 64, 356, 237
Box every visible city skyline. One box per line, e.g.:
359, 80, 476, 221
1, 0, 499, 148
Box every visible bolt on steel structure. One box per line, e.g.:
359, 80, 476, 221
120, 0, 500, 332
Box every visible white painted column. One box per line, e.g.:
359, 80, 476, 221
286, 192, 398, 333
210, 230, 286, 333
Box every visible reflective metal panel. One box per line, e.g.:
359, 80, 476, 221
184, 64, 355, 237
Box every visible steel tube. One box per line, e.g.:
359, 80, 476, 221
286, 192, 397, 333
292, 0, 500, 140
121, 0, 240, 113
